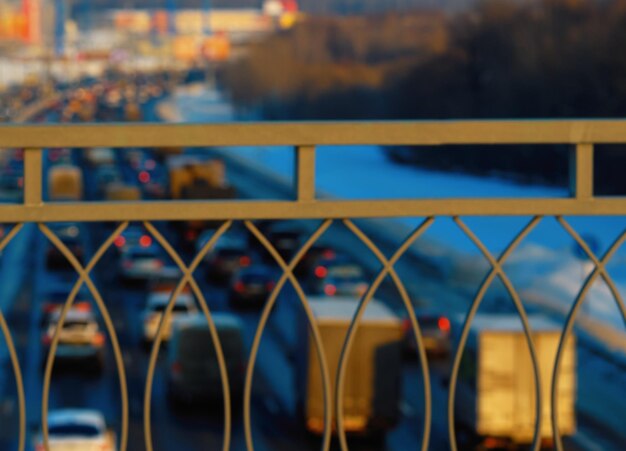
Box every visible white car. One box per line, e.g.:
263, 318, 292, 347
34, 409, 116, 451
42, 309, 105, 370
142, 292, 197, 344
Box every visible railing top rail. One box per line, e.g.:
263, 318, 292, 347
3, 120, 626, 148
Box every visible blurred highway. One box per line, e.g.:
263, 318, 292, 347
0, 75, 623, 451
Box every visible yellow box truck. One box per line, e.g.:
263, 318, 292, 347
167, 155, 237, 245
297, 297, 404, 436
454, 314, 576, 448
48, 165, 83, 201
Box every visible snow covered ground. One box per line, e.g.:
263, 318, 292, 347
158, 86, 626, 345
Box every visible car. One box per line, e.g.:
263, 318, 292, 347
204, 233, 253, 284
113, 225, 153, 254
119, 245, 164, 282
267, 225, 303, 261
147, 267, 187, 294
40, 285, 92, 327
142, 291, 198, 344
307, 255, 368, 298
296, 244, 336, 277
196, 230, 245, 256
85, 147, 116, 167
167, 313, 245, 407
0, 171, 22, 202
228, 266, 276, 309
139, 166, 167, 199
33, 409, 116, 451
402, 309, 451, 358
94, 165, 123, 198
47, 148, 73, 165
45, 223, 84, 269
252, 221, 304, 262
41, 309, 105, 372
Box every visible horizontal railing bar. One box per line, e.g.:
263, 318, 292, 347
2, 198, 626, 222
3, 120, 626, 148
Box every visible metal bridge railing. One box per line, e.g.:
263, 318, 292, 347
0, 120, 625, 451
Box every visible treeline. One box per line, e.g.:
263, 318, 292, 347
220, 0, 626, 193
221, 11, 449, 115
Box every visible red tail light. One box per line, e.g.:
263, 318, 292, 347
139, 171, 151, 184
401, 318, 411, 333
438, 317, 451, 332
239, 256, 251, 267
114, 236, 126, 248
171, 361, 182, 375
42, 334, 52, 346
75, 302, 92, 312
266, 281, 275, 291
139, 235, 152, 247
185, 229, 198, 241
314, 266, 327, 278
324, 284, 337, 296
234, 281, 246, 293
92, 332, 106, 346
322, 249, 335, 259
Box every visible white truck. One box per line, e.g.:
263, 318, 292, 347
295, 297, 404, 436
454, 314, 576, 448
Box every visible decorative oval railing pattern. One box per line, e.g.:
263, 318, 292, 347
38, 222, 130, 451
0, 120, 624, 450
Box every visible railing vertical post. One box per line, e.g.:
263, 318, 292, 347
295, 145, 316, 202
570, 143, 594, 199
24, 148, 43, 206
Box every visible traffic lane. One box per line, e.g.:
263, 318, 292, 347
0, 226, 36, 449
112, 261, 303, 451
23, 234, 120, 445
173, 221, 439, 451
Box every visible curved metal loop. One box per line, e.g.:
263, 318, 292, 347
39, 222, 130, 451
452, 216, 543, 451
551, 217, 626, 451
142, 221, 233, 451
244, 220, 333, 451
336, 218, 434, 451
0, 223, 26, 451
557, 217, 626, 325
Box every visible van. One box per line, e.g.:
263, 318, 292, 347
167, 313, 246, 406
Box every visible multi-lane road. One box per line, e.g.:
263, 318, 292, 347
0, 81, 624, 451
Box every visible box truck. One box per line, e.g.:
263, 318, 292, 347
48, 164, 83, 201
296, 297, 404, 436
454, 314, 576, 448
